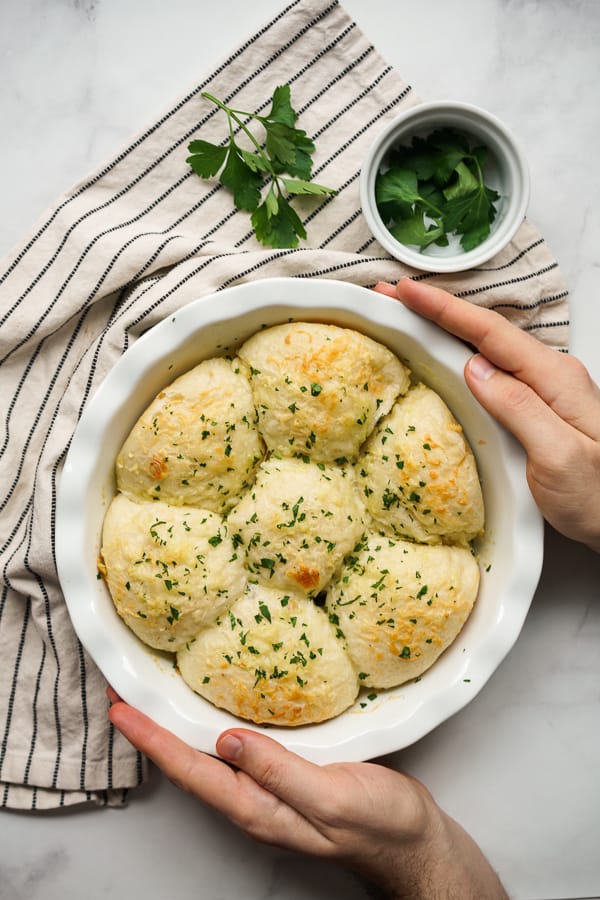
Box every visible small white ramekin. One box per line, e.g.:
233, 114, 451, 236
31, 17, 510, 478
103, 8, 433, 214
360, 101, 530, 273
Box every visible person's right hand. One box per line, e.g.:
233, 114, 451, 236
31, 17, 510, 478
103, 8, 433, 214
375, 278, 600, 553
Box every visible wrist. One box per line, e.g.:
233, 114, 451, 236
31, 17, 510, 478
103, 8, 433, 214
421, 809, 509, 900
354, 791, 508, 900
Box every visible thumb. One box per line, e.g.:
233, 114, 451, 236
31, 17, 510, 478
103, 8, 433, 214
217, 729, 331, 817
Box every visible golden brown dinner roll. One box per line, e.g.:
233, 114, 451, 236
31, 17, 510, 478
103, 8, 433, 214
116, 357, 264, 514
227, 456, 366, 598
327, 534, 480, 688
357, 383, 484, 544
237, 321, 410, 463
100, 494, 246, 651
177, 582, 359, 726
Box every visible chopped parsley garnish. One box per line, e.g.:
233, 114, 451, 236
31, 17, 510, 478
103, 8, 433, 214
258, 602, 272, 622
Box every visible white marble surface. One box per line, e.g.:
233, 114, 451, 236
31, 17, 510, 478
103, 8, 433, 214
0, 2, 599, 899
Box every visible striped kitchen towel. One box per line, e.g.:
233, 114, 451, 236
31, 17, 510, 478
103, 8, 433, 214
0, 0, 568, 810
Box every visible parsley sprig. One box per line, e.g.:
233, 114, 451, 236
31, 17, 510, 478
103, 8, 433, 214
186, 85, 336, 248
375, 128, 500, 253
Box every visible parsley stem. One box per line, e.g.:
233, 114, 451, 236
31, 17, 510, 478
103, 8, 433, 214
190, 84, 334, 247
471, 154, 485, 188
418, 195, 444, 218
201, 92, 274, 176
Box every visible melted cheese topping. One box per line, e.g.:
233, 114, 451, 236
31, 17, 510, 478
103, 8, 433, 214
177, 584, 358, 726
101, 495, 246, 651
328, 535, 480, 687
116, 357, 263, 514
358, 383, 484, 544
238, 321, 410, 463
227, 457, 365, 598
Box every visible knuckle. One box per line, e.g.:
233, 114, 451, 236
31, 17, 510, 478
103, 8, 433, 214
232, 794, 284, 846
316, 803, 350, 836
498, 378, 533, 416
255, 756, 288, 795
561, 352, 590, 385
476, 309, 514, 352
553, 429, 582, 465
311, 768, 353, 830
165, 759, 198, 796
528, 431, 582, 483
232, 800, 263, 836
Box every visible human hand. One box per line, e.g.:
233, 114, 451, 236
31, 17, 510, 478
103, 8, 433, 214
375, 278, 600, 553
108, 687, 507, 899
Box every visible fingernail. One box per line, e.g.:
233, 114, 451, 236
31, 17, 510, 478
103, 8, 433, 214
468, 354, 497, 381
218, 733, 243, 762
106, 685, 120, 705
373, 281, 397, 297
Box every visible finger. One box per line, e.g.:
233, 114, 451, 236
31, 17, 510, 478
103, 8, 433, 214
393, 278, 538, 364
465, 353, 579, 461
106, 685, 121, 704
108, 703, 327, 852
109, 700, 241, 803
388, 278, 600, 440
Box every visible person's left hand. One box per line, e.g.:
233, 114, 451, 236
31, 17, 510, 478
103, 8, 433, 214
108, 688, 507, 899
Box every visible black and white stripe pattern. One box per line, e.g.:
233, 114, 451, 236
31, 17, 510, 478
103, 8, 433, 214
0, 0, 569, 810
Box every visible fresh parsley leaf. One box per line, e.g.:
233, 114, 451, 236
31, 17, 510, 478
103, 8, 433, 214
266, 84, 298, 127
220, 145, 262, 212
376, 167, 420, 209
427, 128, 472, 183
265, 121, 309, 171
376, 166, 444, 224
281, 177, 336, 197
443, 160, 479, 201
251, 196, 307, 248
186, 140, 228, 177
265, 126, 315, 180
389, 136, 438, 181
264, 184, 279, 217
444, 184, 499, 250
239, 148, 271, 174
390, 209, 445, 251
187, 85, 336, 248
